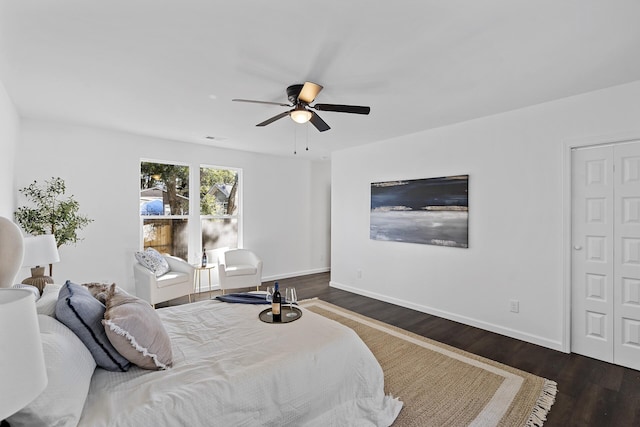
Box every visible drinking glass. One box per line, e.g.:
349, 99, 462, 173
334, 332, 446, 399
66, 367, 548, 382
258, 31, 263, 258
265, 287, 274, 316
285, 287, 297, 318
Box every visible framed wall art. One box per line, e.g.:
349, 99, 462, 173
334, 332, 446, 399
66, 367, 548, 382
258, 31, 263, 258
370, 175, 468, 248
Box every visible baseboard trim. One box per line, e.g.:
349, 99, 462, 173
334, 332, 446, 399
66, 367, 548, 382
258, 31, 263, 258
330, 280, 565, 353
197, 268, 331, 292
261, 268, 331, 283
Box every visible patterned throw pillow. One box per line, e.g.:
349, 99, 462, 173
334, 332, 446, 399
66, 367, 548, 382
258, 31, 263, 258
83, 282, 129, 304
135, 248, 170, 277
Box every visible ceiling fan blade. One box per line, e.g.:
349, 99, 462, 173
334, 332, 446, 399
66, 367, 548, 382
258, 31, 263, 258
309, 112, 330, 132
298, 82, 323, 104
256, 110, 291, 127
233, 99, 291, 107
313, 103, 370, 115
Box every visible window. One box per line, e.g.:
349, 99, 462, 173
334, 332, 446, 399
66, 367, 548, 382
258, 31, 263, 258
139, 161, 241, 262
140, 161, 190, 260
200, 166, 240, 251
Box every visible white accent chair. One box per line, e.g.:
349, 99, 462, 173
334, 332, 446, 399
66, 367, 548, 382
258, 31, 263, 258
216, 249, 263, 294
134, 255, 194, 306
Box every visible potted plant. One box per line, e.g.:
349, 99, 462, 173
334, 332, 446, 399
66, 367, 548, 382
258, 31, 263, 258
14, 177, 93, 276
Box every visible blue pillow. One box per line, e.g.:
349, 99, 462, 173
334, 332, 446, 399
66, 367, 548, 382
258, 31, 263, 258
55, 280, 130, 372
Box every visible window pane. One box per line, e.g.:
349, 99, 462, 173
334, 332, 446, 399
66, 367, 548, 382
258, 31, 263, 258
202, 218, 238, 250
200, 167, 238, 216
143, 218, 189, 261
141, 162, 189, 216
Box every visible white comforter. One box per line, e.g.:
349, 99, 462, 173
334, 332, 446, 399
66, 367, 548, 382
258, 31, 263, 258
78, 300, 402, 426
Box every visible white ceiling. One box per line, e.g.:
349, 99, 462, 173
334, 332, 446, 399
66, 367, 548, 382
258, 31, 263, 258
1, 0, 640, 159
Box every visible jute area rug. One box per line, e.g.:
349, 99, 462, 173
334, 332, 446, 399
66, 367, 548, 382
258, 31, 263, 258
300, 299, 557, 427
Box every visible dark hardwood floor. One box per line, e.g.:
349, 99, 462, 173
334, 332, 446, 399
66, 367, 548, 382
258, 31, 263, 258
162, 272, 640, 427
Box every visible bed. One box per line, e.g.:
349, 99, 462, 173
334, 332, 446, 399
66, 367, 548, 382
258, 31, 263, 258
10, 285, 402, 427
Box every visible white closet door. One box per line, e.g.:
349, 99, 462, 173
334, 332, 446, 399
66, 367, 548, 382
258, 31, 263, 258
571, 145, 614, 362
571, 140, 640, 370
613, 142, 640, 370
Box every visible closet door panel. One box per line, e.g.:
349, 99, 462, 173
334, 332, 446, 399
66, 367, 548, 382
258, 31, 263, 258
613, 141, 640, 370
571, 145, 614, 362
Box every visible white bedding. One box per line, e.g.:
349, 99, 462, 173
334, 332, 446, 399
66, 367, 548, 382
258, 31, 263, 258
78, 300, 402, 426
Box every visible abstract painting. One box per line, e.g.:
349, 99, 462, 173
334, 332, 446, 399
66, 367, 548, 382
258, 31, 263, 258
370, 175, 468, 248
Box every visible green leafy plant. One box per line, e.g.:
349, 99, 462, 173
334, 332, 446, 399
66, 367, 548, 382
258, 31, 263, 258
14, 177, 93, 248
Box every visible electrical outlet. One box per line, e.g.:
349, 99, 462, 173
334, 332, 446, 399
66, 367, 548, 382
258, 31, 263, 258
510, 300, 519, 313
357, 269, 363, 279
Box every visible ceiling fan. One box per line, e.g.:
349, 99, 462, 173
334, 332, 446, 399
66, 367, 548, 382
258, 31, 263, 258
232, 82, 370, 132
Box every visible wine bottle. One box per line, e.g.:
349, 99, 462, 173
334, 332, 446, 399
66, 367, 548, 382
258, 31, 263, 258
272, 282, 282, 322
201, 248, 207, 267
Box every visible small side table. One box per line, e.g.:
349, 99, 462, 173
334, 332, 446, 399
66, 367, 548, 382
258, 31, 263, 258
193, 264, 216, 299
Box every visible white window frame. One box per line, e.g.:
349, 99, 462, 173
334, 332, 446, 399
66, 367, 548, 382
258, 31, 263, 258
197, 164, 243, 255
139, 159, 243, 265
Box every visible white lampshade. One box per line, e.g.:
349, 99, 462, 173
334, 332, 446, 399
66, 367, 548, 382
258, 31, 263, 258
0, 216, 24, 288
22, 235, 60, 268
290, 108, 312, 124
0, 289, 48, 419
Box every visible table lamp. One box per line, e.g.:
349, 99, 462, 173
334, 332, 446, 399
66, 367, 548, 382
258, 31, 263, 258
0, 289, 48, 424
21, 235, 60, 294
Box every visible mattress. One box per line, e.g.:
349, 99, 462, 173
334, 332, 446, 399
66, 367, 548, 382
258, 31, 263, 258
78, 300, 402, 426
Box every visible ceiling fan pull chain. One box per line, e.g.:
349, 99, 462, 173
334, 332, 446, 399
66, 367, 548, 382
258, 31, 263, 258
293, 124, 297, 155
306, 122, 309, 151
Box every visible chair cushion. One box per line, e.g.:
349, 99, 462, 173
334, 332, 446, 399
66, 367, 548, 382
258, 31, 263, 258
156, 271, 190, 288
135, 248, 170, 277
55, 280, 130, 372
225, 264, 258, 277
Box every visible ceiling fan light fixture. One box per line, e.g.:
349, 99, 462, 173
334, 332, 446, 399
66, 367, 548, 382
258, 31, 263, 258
290, 107, 312, 124
233, 82, 367, 132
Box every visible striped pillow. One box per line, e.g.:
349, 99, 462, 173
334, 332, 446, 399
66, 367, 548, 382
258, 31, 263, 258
55, 281, 130, 372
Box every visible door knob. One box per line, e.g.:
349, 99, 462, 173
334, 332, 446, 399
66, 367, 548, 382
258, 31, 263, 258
574, 245, 582, 250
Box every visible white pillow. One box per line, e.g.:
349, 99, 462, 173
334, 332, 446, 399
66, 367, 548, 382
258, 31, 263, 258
7, 315, 96, 427
36, 284, 62, 317
12, 283, 40, 301
135, 247, 170, 277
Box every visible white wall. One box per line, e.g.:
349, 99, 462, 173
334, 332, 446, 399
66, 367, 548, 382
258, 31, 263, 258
15, 120, 330, 293
331, 80, 640, 351
0, 78, 19, 217
310, 160, 332, 269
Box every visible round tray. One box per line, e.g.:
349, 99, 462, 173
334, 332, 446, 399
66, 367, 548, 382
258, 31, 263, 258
259, 306, 302, 323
